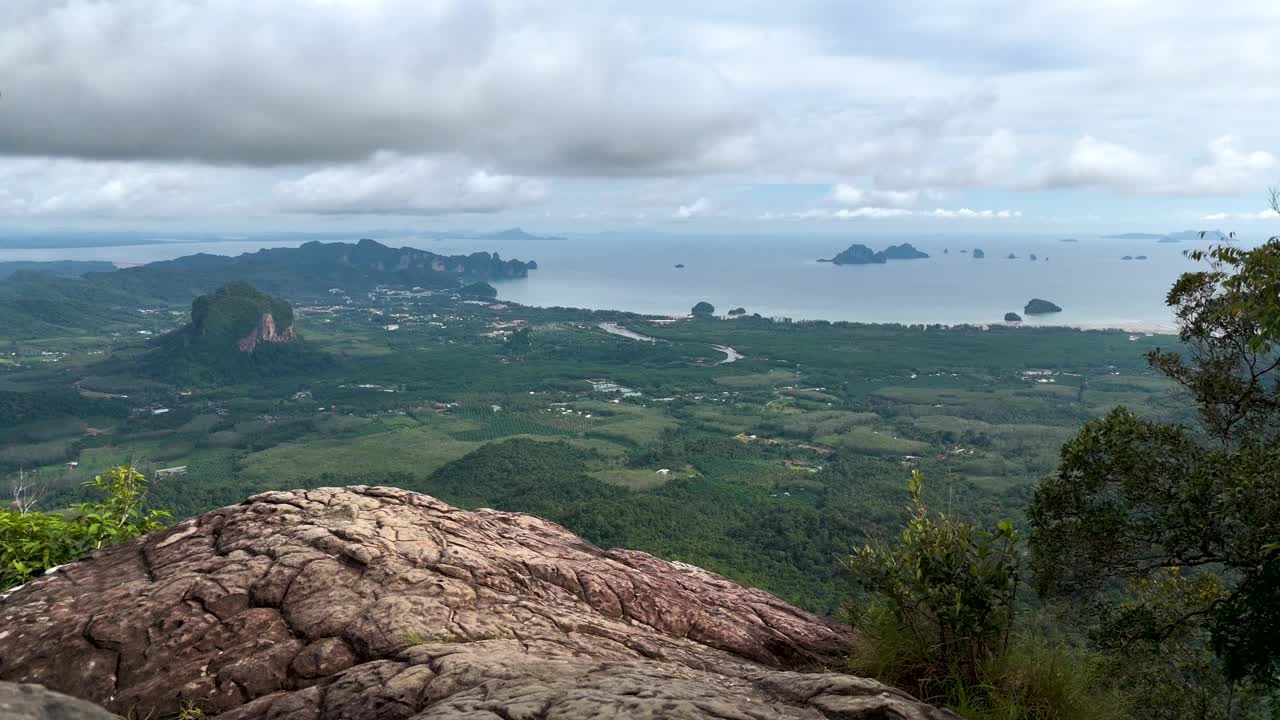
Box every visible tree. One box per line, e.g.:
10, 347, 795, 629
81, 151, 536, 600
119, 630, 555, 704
505, 326, 532, 357
691, 301, 715, 318
1029, 199, 1280, 703
9, 468, 44, 515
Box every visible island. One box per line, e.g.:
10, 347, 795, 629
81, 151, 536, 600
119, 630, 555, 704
526, 260, 539, 270
1059, 238, 1078, 243
1024, 298, 1062, 315
1006, 253, 1018, 260
1029, 253, 1037, 261
675, 263, 685, 269
1004, 312, 1022, 322
879, 243, 930, 260
973, 249, 985, 259
1122, 256, 1134, 260
823, 244, 886, 265
728, 307, 746, 316
822, 242, 929, 265
1135, 255, 1148, 260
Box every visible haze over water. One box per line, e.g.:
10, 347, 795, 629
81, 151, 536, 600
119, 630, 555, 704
0, 233, 1232, 331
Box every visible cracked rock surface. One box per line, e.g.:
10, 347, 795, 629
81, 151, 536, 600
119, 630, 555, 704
0, 486, 954, 719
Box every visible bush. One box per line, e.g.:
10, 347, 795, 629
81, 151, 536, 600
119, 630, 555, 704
846, 470, 1020, 687
0, 465, 169, 590
844, 471, 1127, 718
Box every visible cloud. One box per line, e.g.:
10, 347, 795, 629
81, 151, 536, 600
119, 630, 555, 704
0, 1, 753, 176
1188, 136, 1278, 193
1, 1, 1278, 226
1200, 209, 1280, 221
829, 184, 919, 208
1037, 136, 1164, 191
674, 197, 711, 219
0, 157, 236, 218
782, 206, 1021, 221
274, 153, 546, 215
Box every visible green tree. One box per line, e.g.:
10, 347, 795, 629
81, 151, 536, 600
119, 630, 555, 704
691, 301, 715, 318
505, 326, 532, 357
1029, 213, 1280, 712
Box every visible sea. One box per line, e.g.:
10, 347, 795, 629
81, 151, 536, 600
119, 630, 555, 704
0, 232, 1242, 332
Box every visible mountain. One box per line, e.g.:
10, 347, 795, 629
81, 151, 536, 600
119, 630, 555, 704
0, 486, 952, 719
151, 282, 322, 379
0, 271, 143, 339
0, 260, 115, 279
85, 238, 536, 303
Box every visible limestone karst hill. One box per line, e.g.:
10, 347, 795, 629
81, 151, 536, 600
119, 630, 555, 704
0, 486, 954, 719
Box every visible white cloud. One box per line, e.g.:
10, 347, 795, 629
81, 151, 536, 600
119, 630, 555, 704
829, 184, 919, 208
674, 197, 712, 219
1038, 136, 1164, 191
1200, 209, 1280, 221
274, 153, 547, 215
1188, 136, 1278, 193
785, 206, 1021, 221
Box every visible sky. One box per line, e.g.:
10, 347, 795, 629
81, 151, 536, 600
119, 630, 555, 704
1, 0, 1278, 237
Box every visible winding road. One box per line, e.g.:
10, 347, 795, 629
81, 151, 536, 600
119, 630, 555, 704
598, 322, 743, 364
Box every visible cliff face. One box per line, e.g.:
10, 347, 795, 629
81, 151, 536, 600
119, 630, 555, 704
236, 312, 297, 353
0, 486, 953, 720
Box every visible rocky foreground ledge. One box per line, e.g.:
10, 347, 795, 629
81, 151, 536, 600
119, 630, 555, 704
0, 486, 953, 719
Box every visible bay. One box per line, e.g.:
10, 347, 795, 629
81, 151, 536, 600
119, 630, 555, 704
0, 233, 1228, 331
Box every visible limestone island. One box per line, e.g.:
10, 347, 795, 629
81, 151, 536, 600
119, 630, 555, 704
973, 248, 986, 258
822, 242, 929, 265
1005, 312, 1023, 322
675, 263, 685, 268
1122, 255, 1133, 260
1024, 298, 1062, 315
1007, 252, 1018, 259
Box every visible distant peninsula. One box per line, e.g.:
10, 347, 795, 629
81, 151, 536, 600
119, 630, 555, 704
821, 242, 929, 265
1104, 230, 1226, 243
1024, 298, 1062, 315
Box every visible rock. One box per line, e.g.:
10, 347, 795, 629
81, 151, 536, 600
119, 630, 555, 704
0, 487, 958, 719
1024, 298, 1062, 315
0, 682, 116, 720
237, 311, 297, 353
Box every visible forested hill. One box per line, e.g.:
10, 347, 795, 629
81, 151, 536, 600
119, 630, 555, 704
0, 240, 536, 335
90, 238, 535, 302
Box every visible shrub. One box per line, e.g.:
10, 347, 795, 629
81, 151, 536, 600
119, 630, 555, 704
0, 465, 169, 590
844, 471, 1128, 719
